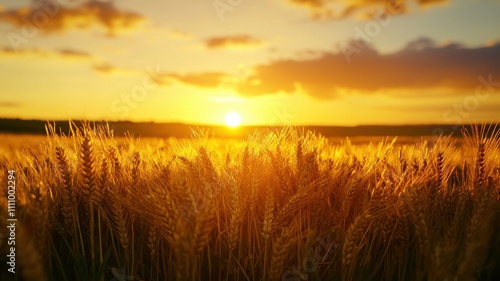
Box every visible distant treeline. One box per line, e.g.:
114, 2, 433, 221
0, 118, 495, 138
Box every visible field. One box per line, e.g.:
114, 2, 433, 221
0, 124, 499, 281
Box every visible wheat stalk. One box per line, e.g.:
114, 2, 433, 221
262, 187, 275, 243
79, 134, 95, 201
271, 189, 312, 234
103, 184, 129, 250
228, 182, 242, 251
437, 151, 445, 187
147, 225, 160, 258
55, 146, 75, 234
475, 142, 486, 188
269, 224, 295, 281
457, 188, 494, 280
193, 200, 216, 253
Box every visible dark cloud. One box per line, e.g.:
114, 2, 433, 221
233, 38, 500, 98
205, 35, 263, 49
0, 0, 145, 35
416, 0, 447, 5
233, 39, 500, 98
289, 0, 444, 20
402, 37, 437, 51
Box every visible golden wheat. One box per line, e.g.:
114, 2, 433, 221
0, 123, 498, 281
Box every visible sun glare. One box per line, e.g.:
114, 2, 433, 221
225, 112, 242, 128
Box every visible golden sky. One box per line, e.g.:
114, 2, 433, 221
0, 0, 499, 126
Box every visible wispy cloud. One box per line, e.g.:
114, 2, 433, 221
93, 63, 117, 73
0, 101, 22, 108
167, 72, 228, 88
288, 0, 446, 20
0, 47, 91, 59
0, 46, 140, 75
57, 48, 92, 58
204, 35, 264, 49
0, 0, 146, 35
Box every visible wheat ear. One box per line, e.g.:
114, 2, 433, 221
269, 225, 295, 281
55, 146, 74, 234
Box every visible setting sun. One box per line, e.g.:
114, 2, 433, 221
224, 112, 242, 127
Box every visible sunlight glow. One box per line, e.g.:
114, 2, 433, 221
224, 112, 242, 127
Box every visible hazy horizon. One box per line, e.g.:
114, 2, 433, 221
3, 116, 499, 127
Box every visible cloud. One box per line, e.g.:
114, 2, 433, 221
0, 0, 146, 35
378, 103, 500, 112
0, 47, 48, 56
0, 45, 161, 80
0, 47, 91, 58
93, 63, 116, 73
288, 0, 445, 20
205, 35, 264, 49
232, 38, 500, 99
167, 72, 228, 88
0, 101, 22, 108
57, 48, 91, 58
92, 62, 138, 75
0, 46, 135, 75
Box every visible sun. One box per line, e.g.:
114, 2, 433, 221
224, 112, 242, 128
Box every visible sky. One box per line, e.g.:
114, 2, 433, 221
0, 0, 499, 126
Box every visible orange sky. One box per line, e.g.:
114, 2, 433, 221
0, 0, 499, 126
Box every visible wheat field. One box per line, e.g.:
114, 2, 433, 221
0, 123, 499, 281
